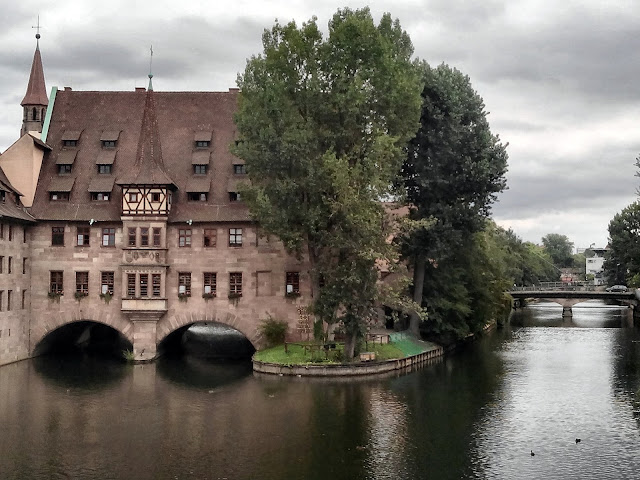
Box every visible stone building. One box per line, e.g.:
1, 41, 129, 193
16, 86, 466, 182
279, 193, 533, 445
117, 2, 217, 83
0, 37, 309, 365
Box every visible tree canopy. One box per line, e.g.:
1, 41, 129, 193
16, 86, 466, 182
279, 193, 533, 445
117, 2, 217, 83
541, 233, 575, 268
400, 62, 509, 336
233, 8, 423, 358
604, 202, 640, 286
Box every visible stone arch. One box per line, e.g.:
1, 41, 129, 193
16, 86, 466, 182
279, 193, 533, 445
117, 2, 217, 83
30, 305, 133, 353
157, 309, 262, 350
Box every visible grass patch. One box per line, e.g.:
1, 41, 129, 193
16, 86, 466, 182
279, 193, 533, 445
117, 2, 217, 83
254, 341, 408, 365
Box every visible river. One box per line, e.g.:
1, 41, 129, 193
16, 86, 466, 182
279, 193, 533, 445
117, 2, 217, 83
2, 300, 640, 479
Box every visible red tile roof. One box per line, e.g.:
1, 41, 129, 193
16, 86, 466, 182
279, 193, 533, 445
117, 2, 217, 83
31, 89, 250, 223
21, 46, 48, 107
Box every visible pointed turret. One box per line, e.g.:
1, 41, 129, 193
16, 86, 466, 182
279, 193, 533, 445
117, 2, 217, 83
21, 33, 48, 137
117, 83, 176, 216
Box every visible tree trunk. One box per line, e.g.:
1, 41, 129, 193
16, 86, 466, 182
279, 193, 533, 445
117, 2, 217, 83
409, 254, 426, 337
344, 330, 357, 361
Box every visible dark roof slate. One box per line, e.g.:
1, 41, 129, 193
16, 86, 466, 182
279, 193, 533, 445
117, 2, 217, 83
87, 176, 115, 192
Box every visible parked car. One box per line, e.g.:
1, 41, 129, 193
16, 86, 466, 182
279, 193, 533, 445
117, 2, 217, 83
606, 285, 628, 292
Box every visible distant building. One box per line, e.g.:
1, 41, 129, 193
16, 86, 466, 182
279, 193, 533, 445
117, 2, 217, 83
585, 247, 608, 286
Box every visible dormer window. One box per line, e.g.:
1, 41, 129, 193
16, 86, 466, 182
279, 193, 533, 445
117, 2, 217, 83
194, 165, 207, 175
50, 192, 70, 201
100, 131, 120, 149
98, 164, 112, 174
229, 192, 240, 202
233, 164, 247, 175
0, 191, 5, 203
58, 164, 72, 175
91, 192, 110, 201
188, 192, 208, 202
194, 131, 212, 149
62, 131, 81, 148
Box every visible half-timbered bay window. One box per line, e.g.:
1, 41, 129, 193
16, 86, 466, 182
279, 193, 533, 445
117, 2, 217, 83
179, 228, 192, 247
203, 273, 217, 296
178, 273, 191, 296
101, 271, 114, 295
50, 271, 63, 294
76, 272, 89, 295
286, 272, 300, 294
229, 272, 242, 296
229, 228, 242, 247
121, 187, 170, 215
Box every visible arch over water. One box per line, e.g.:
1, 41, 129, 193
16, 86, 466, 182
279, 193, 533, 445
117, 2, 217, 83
33, 320, 133, 357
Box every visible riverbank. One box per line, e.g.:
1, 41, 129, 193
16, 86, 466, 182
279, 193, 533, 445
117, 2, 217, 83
252, 332, 444, 376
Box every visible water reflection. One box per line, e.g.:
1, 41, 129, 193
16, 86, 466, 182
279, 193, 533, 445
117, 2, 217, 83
3, 302, 640, 479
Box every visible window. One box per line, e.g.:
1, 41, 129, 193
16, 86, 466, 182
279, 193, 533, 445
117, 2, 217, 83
76, 272, 88, 294
286, 272, 300, 294
21, 290, 26, 309
0, 191, 4, 203
0, 223, 3, 239
77, 226, 90, 246
178, 272, 191, 296
23, 228, 27, 243
8, 226, 12, 241
102, 140, 116, 148
7, 257, 11, 274
91, 192, 110, 201
152, 274, 161, 297
0, 291, 3, 311
0, 256, 3, 273
127, 274, 136, 297
63, 139, 77, 147
50, 271, 63, 294
102, 228, 115, 246
128, 228, 137, 247
193, 164, 207, 175
139, 274, 148, 297
195, 140, 210, 148
233, 164, 247, 175
101, 271, 114, 295
140, 227, 149, 247
153, 228, 161, 247
179, 228, 192, 247
229, 272, 242, 296
229, 192, 240, 202
50, 192, 70, 201
98, 164, 112, 174
22, 258, 27, 275
204, 273, 217, 295
151, 192, 161, 202
6, 291, 11, 311
52, 226, 64, 246
58, 164, 72, 174
229, 228, 242, 247
204, 229, 217, 247
128, 192, 138, 202
188, 192, 207, 202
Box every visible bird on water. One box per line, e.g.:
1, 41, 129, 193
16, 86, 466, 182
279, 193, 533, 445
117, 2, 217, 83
531, 450, 535, 456
575, 438, 581, 444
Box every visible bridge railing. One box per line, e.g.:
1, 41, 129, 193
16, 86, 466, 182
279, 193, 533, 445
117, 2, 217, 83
511, 281, 596, 292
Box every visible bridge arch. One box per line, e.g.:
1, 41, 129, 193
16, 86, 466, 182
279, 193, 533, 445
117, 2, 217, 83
30, 307, 133, 355
157, 309, 263, 350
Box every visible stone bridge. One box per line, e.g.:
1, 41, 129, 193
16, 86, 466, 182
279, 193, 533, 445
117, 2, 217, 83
508, 289, 639, 318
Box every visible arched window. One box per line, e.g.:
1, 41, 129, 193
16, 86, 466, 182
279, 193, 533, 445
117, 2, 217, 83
32, 107, 37, 121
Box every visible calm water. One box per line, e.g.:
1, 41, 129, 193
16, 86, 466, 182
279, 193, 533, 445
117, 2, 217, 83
2, 300, 640, 479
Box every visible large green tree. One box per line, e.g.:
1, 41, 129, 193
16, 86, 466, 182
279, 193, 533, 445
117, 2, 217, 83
604, 202, 640, 286
541, 233, 574, 268
401, 63, 509, 336
233, 8, 423, 358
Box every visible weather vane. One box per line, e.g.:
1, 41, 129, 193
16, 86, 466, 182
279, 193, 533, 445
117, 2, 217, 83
32, 15, 42, 44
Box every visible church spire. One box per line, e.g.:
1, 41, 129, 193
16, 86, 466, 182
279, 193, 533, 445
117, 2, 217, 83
21, 20, 48, 137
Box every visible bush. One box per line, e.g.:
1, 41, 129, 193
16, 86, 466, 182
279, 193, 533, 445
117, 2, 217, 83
259, 316, 288, 347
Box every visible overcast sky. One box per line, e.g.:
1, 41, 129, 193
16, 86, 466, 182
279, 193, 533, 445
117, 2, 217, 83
2, 0, 639, 249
